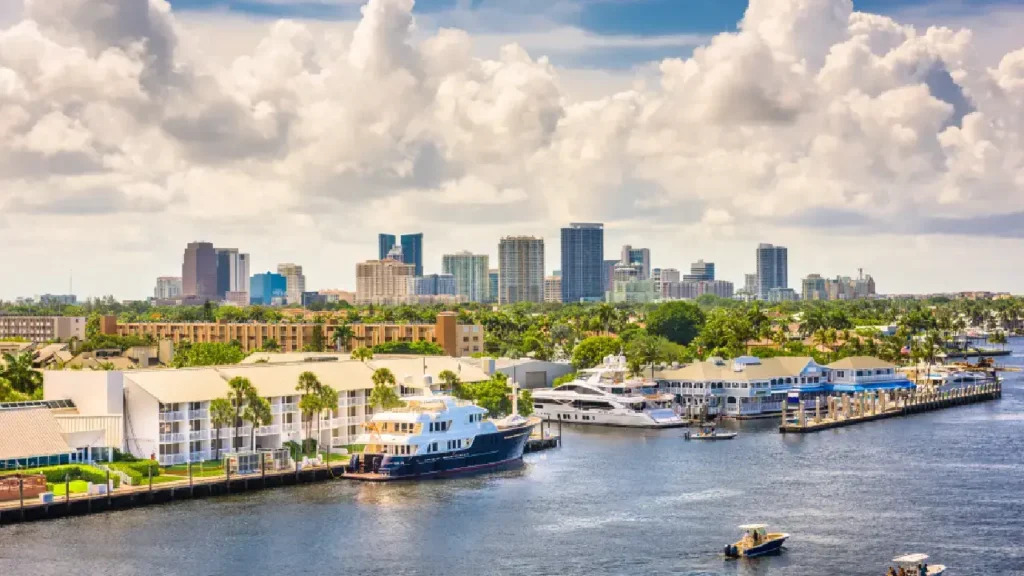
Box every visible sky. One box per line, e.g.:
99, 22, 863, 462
1, 0, 1024, 300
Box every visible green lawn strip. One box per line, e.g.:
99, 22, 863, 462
47, 480, 91, 496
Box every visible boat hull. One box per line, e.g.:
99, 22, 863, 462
343, 421, 535, 481
686, 432, 737, 441
535, 408, 687, 428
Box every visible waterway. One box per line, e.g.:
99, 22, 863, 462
2, 343, 1024, 576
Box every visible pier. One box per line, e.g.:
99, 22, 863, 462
779, 382, 1002, 433
525, 419, 562, 453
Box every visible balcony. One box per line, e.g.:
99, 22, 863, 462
188, 409, 208, 420
281, 423, 299, 433
158, 453, 188, 466
159, 411, 185, 422
210, 426, 252, 438
189, 430, 209, 441
255, 425, 280, 436
189, 451, 213, 463
159, 433, 185, 443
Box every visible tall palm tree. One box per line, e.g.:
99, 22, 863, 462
296, 371, 322, 455
227, 376, 255, 451
369, 368, 403, 410
317, 385, 339, 458
1, 352, 43, 395
209, 398, 233, 460
242, 393, 272, 452
333, 323, 355, 353
437, 369, 460, 393
627, 334, 665, 379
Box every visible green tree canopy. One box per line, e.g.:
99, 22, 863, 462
0, 352, 42, 395
351, 347, 374, 362
369, 368, 404, 410
646, 301, 705, 346
571, 336, 622, 369
172, 342, 245, 368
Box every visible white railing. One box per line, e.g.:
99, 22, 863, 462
158, 453, 187, 465
255, 425, 280, 436
280, 403, 298, 412
338, 398, 364, 407
159, 411, 185, 422
188, 409, 208, 420
282, 423, 299, 433
210, 426, 252, 438
189, 430, 209, 441
189, 451, 212, 462
160, 433, 185, 443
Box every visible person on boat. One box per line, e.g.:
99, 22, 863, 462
897, 567, 907, 576
751, 530, 760, 546
918, 563, 927, 576
886, 567, 896, 576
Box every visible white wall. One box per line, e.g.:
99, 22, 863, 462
123, 379, 161, 459
44, 371, 124, 415
497, 361, 575, 389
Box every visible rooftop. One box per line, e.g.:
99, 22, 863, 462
0, 408, 74, 460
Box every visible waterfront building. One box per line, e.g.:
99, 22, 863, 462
181, 242, 217, 300
0, 406, 103, 470
154, 277, 183, 300
356, 256, 416, 305
756, 244, 788, 300
683, 260, 715, 282
602, 259, 620, 292
561, 223, 604, 304
498, 236, 544, 304
620, 245, 651, 279
250, 272, 288, 306
657, 355, 912, 418
442, 251, 489, 303
544, 275, 563, 303
411, 274, 457, 296
0, 316, 86, 342
607, 279, 659, 304
107, 312, 485, 357
767, 287, 799, 302
378, 232, 424, 276
43, 356, 492, 465
277, 263, 305, 306
38, 294, 77, 306
802, 274, 828, 301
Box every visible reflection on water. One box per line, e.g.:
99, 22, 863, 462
2, 341, 1024, 575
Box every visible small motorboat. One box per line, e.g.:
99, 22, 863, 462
888, 554, 945, 575
684, 427, 737, 441
723, 524, 788, 558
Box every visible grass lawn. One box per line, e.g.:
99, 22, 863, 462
48, 480, 90, 496
164, 467, 224, 478
323, 453, 350, 463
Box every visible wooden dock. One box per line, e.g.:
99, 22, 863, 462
779, 383, 1002, 433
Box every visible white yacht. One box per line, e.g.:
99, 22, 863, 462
344, 394, 536, 481
531, 356, 685, 428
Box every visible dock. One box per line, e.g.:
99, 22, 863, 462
525, 419, 561, 453
779, 383, 1002, 433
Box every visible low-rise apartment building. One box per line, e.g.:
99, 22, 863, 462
44, 357, 491, 465
0, 315, 86, 342
106, 312, 485, 357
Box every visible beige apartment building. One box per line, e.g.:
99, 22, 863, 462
107, 312, 484, 357
0, 316, 86, 342
355, 258, 416, 305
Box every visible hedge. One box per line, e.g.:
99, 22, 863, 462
0, 465, 121, 489
108, 461, 162, 483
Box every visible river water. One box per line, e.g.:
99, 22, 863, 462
3, 343, 1024, 576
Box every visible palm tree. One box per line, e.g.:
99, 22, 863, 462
333, 323, 355, 353
317, 385, 339, 458
351, 347, 373, 362
209, 398, 233, 460
627, 334, 665, 379
1, 352, 43, 395
227, 376, 255, 451
437, 369, 460, 393
0, 376, 29, 402
369, 368, 404, 410
596, 304, 616, 335
296, 371, 322, 454
242, 393, 272, 452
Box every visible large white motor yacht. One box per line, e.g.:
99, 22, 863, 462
531, 356, 685, 428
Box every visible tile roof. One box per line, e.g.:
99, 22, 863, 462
826, 356, 897, 370
0, 408, 73, 460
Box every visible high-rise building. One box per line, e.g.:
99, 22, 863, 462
498, 236, 544, 304
154, 277, 183, 299
39, 294, 77, 306
544, 276, 563, 303
411, 274, 457, 296
378, 232, 424, 276
182, 242, 217, 300
744, 274, 759, 295
684, 260, 715, 282
488, 269, 499, 303
756, 243, 788, 300
250, 273, 287, 305
560, 223, 604, 304
215, 249, 250, 300
802, 274, 828, 301
356, 258, 415, 305
824, 270, 877, 301
620, 245, 651, 280
277, 263, 305, 305
442, 252, 490, 303
602, 259, 620, 292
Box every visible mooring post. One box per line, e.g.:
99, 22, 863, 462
148, 465, 153, 493
19, 476, 24, 521
65, 473, 70, 510
106, 470, 111, 506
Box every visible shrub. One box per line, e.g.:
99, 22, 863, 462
1, 465, 121, 489
108, 461, 161, 483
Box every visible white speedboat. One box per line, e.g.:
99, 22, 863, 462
532, 355, 685, 428
889, 554, 945, 575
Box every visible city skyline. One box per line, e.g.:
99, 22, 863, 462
3, 0, 1024, 299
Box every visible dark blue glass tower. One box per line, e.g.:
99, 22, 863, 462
401, 233, 424, 277
378, 234, 397, 260
561, 223, 604, 304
